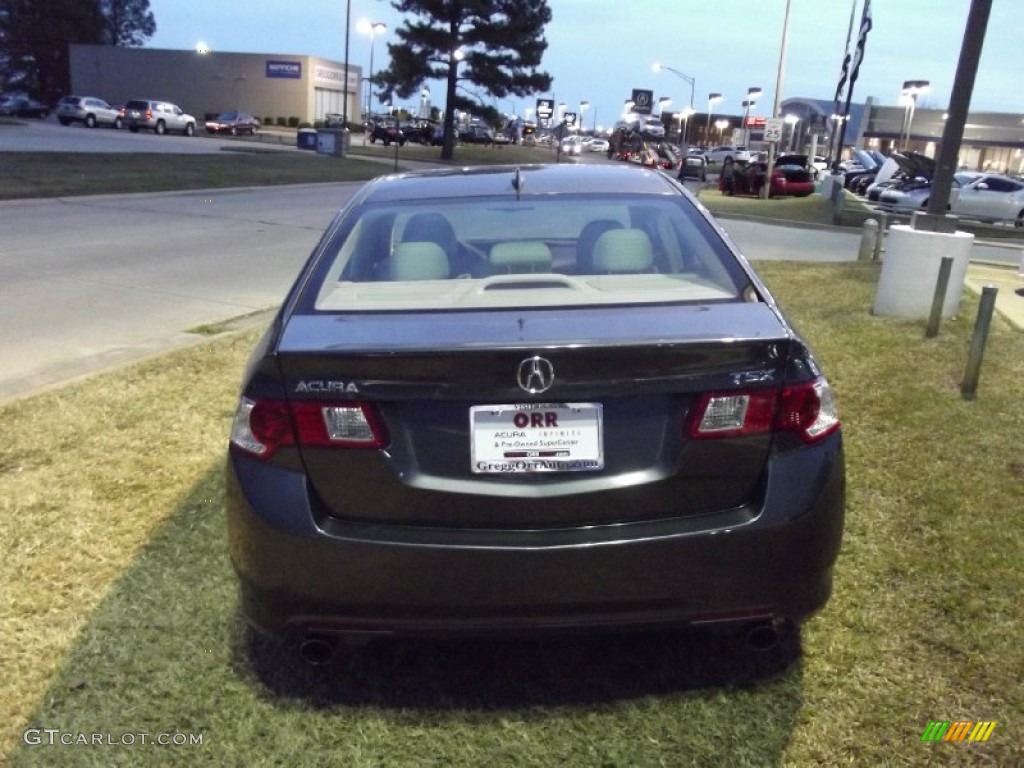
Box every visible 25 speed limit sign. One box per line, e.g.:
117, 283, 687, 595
764, 117, 784, 143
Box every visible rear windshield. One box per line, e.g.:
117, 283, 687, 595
307, 194, 751, 312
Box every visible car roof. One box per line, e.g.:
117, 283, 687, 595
353, 164, 682, 204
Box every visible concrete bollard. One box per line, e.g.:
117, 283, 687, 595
831, 178, 845, 226
961, 285, 998, 400
859, 219, 878, 261
873, 212, 888, 261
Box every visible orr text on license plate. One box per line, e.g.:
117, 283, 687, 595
470, 403, 603, 473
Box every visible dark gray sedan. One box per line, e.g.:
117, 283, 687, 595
227, 164, 844, 663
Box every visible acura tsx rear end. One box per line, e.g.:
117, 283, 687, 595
226, 164, 844, 653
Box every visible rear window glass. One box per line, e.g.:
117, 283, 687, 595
309, 195, 749, 312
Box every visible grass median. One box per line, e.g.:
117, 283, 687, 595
0, 142, 555, 200
1, 262, 1021, 766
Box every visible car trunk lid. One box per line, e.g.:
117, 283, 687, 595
276, 303, 794, 528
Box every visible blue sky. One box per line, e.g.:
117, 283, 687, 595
146, 0, 1021, 127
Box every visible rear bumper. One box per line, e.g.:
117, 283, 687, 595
226, 438, 844, 638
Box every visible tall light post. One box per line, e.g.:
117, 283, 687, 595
715, 119, 729, 144
741, 86, 762, 146
900, 79, 930, 150
357, 19, 387, 119
676, 106, 696, 145
652, 62, 695, 108
704, 92, 722, 148
784, 113, 800, 152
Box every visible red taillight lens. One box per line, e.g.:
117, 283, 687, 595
230, 397, 387, 459
778, 379, 840, 443
688, 378, 839, 444
145, 108, 152, 119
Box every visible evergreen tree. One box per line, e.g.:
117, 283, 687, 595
101, 0, 156, 47
376, 0, 552, 159
0, 0, 154, 103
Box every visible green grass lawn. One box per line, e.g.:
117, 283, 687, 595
1, 263, 1021, 766
0, 141, 558, 200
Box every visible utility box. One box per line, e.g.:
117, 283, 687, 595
316, 128, 349, 157
297, 128, 317, 151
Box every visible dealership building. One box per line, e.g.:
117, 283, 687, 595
69, 45, 362, 123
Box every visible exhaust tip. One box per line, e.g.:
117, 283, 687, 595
745, 622, 781, 652
299, 635, 336, 666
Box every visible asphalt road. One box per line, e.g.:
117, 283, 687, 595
0, 116, 285, 154
0, 184, 357, 400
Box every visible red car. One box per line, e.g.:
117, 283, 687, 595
721, 154, 814, 198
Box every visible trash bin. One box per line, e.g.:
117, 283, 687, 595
297, 128, 317, 151
317, 127, 349, 157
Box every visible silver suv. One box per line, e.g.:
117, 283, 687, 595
56, 96, 123, 129
705, 146, 751, 165
124, 99, 196, 136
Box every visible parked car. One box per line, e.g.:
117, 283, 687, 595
882, 171, 1024, 225
124, 99, 196, 136
879, 171, 979, 215
459, 124, 496, 145
587, 137, 610, 153
705, 145, 751, 165
677, 154, 708, 181
226, 163, 845, 663
56, 95, 122, 128
367, 117, 406, 146
0, 97, 50, 119
204, 110, 260, 135
722, 154, 815, 197
841, 149, 887, 190
952, 172, 1024, 226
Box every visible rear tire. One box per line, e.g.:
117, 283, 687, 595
85, 114, 96, 128
113, 117, 122, 130
155, 120, 166, 135
184, 122, 195, 137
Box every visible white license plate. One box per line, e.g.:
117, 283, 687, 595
470, 403, 603, 473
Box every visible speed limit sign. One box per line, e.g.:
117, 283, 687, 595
764, 117, 784, 143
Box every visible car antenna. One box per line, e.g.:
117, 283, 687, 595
512, 167, 523, 199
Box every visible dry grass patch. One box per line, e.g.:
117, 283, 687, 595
0, 330, 259, 761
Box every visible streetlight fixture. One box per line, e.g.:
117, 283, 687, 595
652, 62, 695, 108
357, 19, 387, 120
715, 119, 729, 143
741, 86, 762, 146
675, 106, 696, 145
704, 93, 722, 148
783, 113, 800, 152
900, 79, 930, 150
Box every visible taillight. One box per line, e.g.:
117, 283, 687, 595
229, 398, 387, 459
688, 377, 839, 444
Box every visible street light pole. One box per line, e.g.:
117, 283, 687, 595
360, 20, 387, 120
900, 79, 930, 150
741, 86, 762, 146
652, 63, 695, 108
704, 93, 722, 148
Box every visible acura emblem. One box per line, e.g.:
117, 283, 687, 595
517, 356, 555, 394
